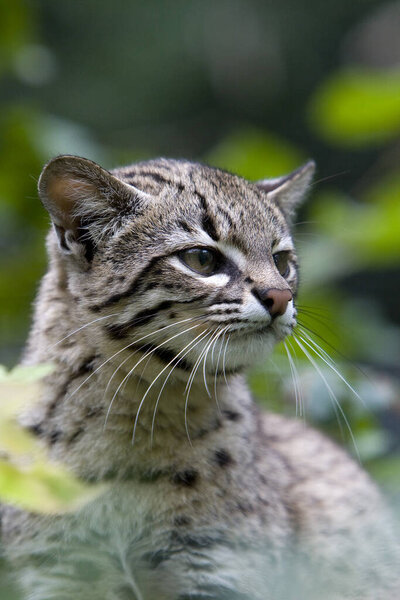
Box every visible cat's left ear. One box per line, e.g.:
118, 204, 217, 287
256, 161, 315, 221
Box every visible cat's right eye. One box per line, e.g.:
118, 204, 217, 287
179, 247, 220, 276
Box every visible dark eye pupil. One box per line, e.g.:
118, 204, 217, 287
198, 249, 212, 266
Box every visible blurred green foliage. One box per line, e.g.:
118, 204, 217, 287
0, 364, 103, 512
309, 69, 400, 146
0, 2, 399, 595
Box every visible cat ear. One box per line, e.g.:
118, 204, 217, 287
38, 155, 150, 262
256, 161, 315, 221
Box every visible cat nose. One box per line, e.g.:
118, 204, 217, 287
252, 288, 293, 317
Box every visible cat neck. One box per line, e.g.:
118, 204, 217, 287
24, 347, 257, 482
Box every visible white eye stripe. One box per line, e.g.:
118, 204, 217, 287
169, 256, 230, 286
273, 236, 294, 253
216, 242, 247, 270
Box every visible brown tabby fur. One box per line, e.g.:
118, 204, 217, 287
1, 156, 399, 599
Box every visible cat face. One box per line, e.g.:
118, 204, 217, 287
38, 156, 314, 380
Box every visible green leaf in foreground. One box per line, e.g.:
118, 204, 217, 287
0, 364, 103, 513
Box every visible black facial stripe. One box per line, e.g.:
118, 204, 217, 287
135, 171, 173, 185
106, 301, 174, 339
106, 294, 209, 339
195, 191, 219, 242
128, 341, 193, 371
89, 255, 164, 311
211, 298, 243, 305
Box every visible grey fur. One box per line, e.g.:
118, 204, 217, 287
1, 155, 399, 599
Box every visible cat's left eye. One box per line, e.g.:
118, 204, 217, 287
179, 248, 219, 276
273, 251, 290, 278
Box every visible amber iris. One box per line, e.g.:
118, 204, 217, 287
179, 248, 219, 275
273, 251, 290, 277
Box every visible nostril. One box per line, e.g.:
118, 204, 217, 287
264, 297, 274, 309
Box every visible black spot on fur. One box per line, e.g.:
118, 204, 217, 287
174, 515, 191, 527
49, 430, 62, 445
214, 448, 233, 468
178, 219, 192, 232
172, 469, 198, 487
223, 409, 241, 422
68, 428, 84, 444
86, 407, 102, 418
28, 423, 44, 436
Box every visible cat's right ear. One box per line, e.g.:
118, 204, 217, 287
38, 155, 150, 263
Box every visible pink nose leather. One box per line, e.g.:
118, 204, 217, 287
253, 288, 292, 317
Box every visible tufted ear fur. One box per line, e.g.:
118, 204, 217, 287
38, 155, 150, 262
256, 160, 315, 221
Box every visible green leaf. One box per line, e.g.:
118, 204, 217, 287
0, 364, 103, 513
308, 69, 400, 147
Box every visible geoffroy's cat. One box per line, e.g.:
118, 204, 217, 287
1, 155, 399, 599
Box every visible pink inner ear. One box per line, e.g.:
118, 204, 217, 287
45, 175, 96, 229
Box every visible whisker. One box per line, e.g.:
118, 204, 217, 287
293, 334, 360, 462
102, 316, 201, 414
212, 326, 230, 413
150, 329, 212, 447
296, 329, 362, 401
202, 327, 223, 399
131, 326, 211, 445
105, 321, 204, 430
284, 339, 303, 418
184, 329, 214, 445
69, 316, 198, 403
222, 333, 231, 386
49, 313, 120, 349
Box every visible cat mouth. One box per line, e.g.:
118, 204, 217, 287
223, 320, 295, 340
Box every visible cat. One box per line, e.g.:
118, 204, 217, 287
1, 154, 399, 599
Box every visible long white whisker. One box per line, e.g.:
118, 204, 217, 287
132, 327, 211, 445
296, 329, 362, 401
105, 321, 204, 429
212, 326, 230, 413
69, 316, 197, 402
293, 334, 360, 462
48, 313, 119, 349
202, 328, 223, 399
184, 329, 214, 445
149, 329, 212, 447
222, 333, 231, 385
283, 340, 303, 418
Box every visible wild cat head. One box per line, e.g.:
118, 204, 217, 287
38, 155, 314, 381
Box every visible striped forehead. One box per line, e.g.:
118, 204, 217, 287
118, 162, 290, 250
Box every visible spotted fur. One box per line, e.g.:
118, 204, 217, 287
2, 156, 399, 599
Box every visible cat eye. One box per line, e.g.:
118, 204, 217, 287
179, 247, 220, 276
273, 251, 290, 278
